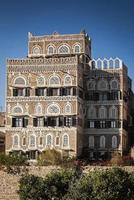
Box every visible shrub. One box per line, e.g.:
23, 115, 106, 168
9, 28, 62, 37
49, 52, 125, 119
110, 152, 125, 166
37, 149, 62, 166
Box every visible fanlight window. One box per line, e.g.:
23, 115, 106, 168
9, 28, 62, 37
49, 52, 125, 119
97, 60, 102, 69
32, 46, 41, 55
89, 136, 94, 148
13, 135, 19, 146
103, 60, 108, 69
30, 135, 36, 146
110, 80, 118, 90
47, 46, 54, 55
22, 137, 26, 146
14, 77, 26, 85
98, 80, 108, 90
99, 107, 107, 119
49, 75, 60, 86
13, 106, 23, 114
65, 104, 72, 114
63, 134, 69, 146
112, 136, 117, 148
58, 45, 70, 54
47, 104, 60, 114
100, 136, 106, 148
37, 77, 45, 86
46, 135, 52, 146
74, 45, 80, 53
115, 59, 120, 68
64, 75, 72, 85
109, 59, 114, 69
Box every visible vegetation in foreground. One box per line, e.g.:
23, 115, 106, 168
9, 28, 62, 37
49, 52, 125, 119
19, 167, 134, 200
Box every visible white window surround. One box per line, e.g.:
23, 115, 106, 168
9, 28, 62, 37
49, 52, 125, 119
47, 45, 55, 55
64, 75, 72, 86
35, 104, 43, 115
55, 136, 60, 146
62, 134, 69, 147
32, 45, 42, 55
58, 44, 70, 54
13, 76, 26, 86
112, 136, 118, 148
38, 137, 43, 147
109, 106, 118, 119
100, 136, 106, 148
99, 106, 107, 119
12, 105, 23, 115
47, 103, 60, 115
49, 75, 61, 86
13, 135, 19, 147
110, 79, 119, 90
89, 136, 94, 148
22, 137, 26, 146
97, 79, 108, 90
29, 135, 36, 147
88, 106, 96, 119
37, 76, 45, 86
65, 103, 72, 114
46, 134, 53, 146
73, 44, 81, 53
88, 80, 96, 90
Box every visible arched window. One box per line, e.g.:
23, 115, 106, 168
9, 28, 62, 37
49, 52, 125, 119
58, 45, 70, 54
35, 104, 42, 115
39, 137, 43, 146
13, 135, 19, 146
112, 136, 117, 148
100, 136, 106, 148
64, 75, 72, 86
110, 79, 119, 90
99, 106, 107, 119
32, 45, 41, 55
46, 134, 52, 146
88, 80, 96, 90
74, 45, 80, 53
63, 134, 69, 147
30, 135, 36, 146
14, 77, 26, 86
109, 106, 118, 119
89, 136, 94, 148
109, 59, 114, 69
55, 136, 60, 146
47, 104, 60, 115
97, 79, 108, 90
115, 58, 120, 68
103, 59, 108, 69
97, 60, 102, 69
22, 137, 26, 146
65, 103, 72, 114
88, 106, 96, 119
47, 46, 55, 55
13, 106, 23, 114
37, 77, 45, 86
49, 75, 60, 86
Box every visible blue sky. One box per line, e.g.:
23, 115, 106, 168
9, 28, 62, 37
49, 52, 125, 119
0, 0, 134, 110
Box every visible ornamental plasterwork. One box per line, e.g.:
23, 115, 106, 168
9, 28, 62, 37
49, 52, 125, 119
64, 102, 72, 114
47, 102, 60, 115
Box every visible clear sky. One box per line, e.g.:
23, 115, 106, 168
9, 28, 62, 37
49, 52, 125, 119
0, 0, 134, 111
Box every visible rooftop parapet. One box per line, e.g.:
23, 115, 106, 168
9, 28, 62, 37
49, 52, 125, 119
89, 58, 125, 70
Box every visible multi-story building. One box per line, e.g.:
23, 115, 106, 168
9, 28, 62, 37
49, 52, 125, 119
5, 31, 133, 160
0, 112, 5, 152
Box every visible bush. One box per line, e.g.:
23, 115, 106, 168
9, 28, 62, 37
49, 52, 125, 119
110, 152, 125, 166
37, 149, 62, 166
19, 169, 80, 200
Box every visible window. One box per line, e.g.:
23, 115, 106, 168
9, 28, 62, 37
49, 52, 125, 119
39, 137, 43, 146
35, 104, 42, 115
99, 106, 107, 119
37, 77, 45, 86
89, 136, 94, 148
103, 60, 108, 69
65, 117, 72, 127
88, 81, 96, 90
49, 75, 60, 86
22, 137, 26, 146
97, 60, 102, 69
46, 135, 52, 146
74, 45, 80, 53
111, 121, 116, 128
112, 136, 117, 148
14, 77, 26, 86
100, 136, 106, 148
32, 46, 41, 55
47, 46, 55, 55
30, 135, 36, 147
58, 45, 70, 54
115, 58, 120, 68
110, 80, 118, 90
64, 75, 72, 85
98, 80, 108, 90
109, 59, 114, 69
13, 106, 23, 114
55, 137, 60, 146
47, 104, 60, 114
35, 88, 45, 96
13, 135, 19, 146
109, 106, 118, 119
90, 121, 94, 128
63, 134, 69, 146
88, 107, 96, 119
65, 104, 72, 114
12, 117, 28, 128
